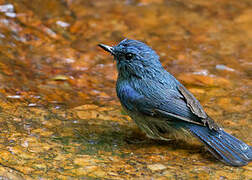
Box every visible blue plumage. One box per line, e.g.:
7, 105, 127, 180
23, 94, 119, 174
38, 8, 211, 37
99, 39, 252, 166
188, 124, 252, 166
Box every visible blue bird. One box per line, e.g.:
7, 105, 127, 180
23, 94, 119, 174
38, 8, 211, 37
99, 39, 252, 166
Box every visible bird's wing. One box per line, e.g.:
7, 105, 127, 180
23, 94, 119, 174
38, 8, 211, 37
118, 83, 219, 130
177, 85, 207, 119
176, 85, 219, 130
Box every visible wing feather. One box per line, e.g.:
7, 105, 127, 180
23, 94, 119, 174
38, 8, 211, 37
117, 83, 219, 129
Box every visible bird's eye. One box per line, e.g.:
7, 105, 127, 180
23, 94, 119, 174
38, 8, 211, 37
125, 53, 134, 60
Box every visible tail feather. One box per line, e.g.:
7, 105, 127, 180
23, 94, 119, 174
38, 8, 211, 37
221, 131, 252, 161
187, 124, 252, 166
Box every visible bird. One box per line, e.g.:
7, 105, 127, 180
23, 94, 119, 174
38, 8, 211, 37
98, 39, 252, 166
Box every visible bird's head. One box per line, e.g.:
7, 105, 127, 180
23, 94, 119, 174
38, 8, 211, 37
99, 39, 162, 79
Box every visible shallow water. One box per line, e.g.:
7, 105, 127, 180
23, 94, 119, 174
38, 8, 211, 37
0, 0, 251, 179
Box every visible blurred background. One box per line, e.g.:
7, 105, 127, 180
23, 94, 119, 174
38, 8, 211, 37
0, 0, 251, 179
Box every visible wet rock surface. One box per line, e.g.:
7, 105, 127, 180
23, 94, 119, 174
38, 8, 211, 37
0, 0, 251, 179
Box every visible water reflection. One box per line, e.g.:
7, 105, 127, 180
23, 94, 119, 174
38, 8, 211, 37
0, 0, 251, 179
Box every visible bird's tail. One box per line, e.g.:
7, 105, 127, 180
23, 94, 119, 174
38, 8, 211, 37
187, 124, 252, 166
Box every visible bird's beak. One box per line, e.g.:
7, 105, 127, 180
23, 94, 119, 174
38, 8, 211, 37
98, 44, 114, 55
